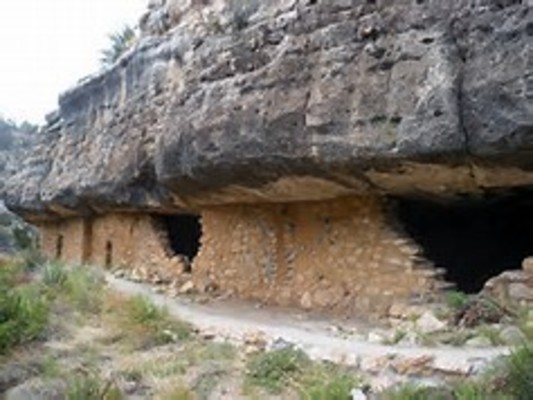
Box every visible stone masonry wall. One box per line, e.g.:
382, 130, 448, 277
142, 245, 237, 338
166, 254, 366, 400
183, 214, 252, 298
90, 214, 186, 280
38, 196, 445, 316
39, 214, 186, 282
38, 218, 88, 266
193, 196, 442, 315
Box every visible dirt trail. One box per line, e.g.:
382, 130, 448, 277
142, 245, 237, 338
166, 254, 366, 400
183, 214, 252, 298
106, 275, 510, 379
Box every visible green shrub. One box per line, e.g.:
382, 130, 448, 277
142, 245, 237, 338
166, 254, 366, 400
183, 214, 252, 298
246, 347, 310, 393
516, 308, 533, 341
41, 261, 68, 288
490, 344, 533, 400
12, 225, 35, 250
66, 372, 122, 400
380, 383, 430, 400
0, 279, 49, 353
446, 290, 469, 310
63, 267, 105, 314
303, 370, 361, 400
114, 295, 192, 349
381, 382, 496, 400
127, 295, 167, 326
452, 381, 492, 400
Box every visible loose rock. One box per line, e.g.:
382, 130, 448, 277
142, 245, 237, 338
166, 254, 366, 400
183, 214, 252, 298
415, 312, 446, 334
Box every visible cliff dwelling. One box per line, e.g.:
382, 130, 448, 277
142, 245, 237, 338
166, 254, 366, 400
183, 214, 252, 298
35, 190, 532, 315
4, 0, 533, 317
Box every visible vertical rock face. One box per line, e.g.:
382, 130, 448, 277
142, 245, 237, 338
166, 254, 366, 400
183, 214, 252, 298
3, 0, 533, 316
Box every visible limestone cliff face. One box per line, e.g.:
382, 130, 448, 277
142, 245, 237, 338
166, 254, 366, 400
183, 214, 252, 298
3, 0, 533, 219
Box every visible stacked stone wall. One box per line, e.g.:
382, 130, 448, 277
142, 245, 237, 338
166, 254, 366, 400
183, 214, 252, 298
38, 218, 87, 266
37, 196, 444, 316
39, 214, 186, 281
193, 196, 441, 315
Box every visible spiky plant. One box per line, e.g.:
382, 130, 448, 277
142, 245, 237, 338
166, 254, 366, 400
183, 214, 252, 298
100, 25, 137, 67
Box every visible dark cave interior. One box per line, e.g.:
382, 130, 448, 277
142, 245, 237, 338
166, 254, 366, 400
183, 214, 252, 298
157, 214, 201, 271
394, 191, 533, 293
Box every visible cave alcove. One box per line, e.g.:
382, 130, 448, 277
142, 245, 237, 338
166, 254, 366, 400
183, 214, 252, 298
156, 214, 201, 272
393, 191, 533, 293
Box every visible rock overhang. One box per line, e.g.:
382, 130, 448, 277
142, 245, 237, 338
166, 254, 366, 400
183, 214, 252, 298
2, 0, 533, 221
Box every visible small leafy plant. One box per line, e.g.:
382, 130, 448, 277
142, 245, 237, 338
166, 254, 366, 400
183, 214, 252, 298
446, 290, 469, 310
65, 371, 123, 400
246, 347, 310, 393
109, 294, 192, 349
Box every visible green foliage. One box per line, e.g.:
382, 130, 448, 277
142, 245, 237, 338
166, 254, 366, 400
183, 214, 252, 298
489, 344, 533, 400
382, 345, 533, 400
381, 383, 431, 400
127, 294, 167, 326
476, 324, 505, 346
40, 353, 62, 379
435, 329, 474, 346
65, 372, 123, 400
63, 267, 104, 313
246, 346, 362, 398
42, 264, 104, 314
246, 347, 310, 393
0, 264, 49, 353
100, 25, 137, 67
383, 329, 407, 345
381, 384, 489, 400
12, 225, 34, 250
301, 366, 362, 400
191, 365, 227, 400
516, 308, 533, 341
184, 341, 236, 365
446, 290, 470, 310
41, 261, 68, 288
451, 382, 497, 400
159, 386, 195, 400
115, 295, 192, 349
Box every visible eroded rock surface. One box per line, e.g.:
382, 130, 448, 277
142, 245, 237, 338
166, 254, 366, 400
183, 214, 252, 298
2, 0, 532, 219
483, 257, 533, 306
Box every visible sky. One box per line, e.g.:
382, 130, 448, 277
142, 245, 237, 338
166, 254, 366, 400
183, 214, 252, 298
0, 0, 147, 124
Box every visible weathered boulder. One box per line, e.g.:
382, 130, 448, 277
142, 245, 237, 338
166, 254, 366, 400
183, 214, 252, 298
483, 260, 533, 306
1, 0, 532, 219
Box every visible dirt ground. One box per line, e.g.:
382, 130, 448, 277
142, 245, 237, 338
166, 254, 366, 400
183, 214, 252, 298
0, 263, 530, 400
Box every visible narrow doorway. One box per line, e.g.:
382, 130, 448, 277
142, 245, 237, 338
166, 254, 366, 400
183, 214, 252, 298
56, 234, 64, 259
105, 240, 113, 268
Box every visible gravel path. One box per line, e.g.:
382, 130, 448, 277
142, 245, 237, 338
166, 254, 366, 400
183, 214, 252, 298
106, 275, 510, 381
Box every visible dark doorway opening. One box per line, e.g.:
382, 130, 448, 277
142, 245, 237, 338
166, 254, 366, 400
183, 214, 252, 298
393, 192, 533, 293
56, 235, 64, 259
105, 240, 113, 268
157, 214, 201, 272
